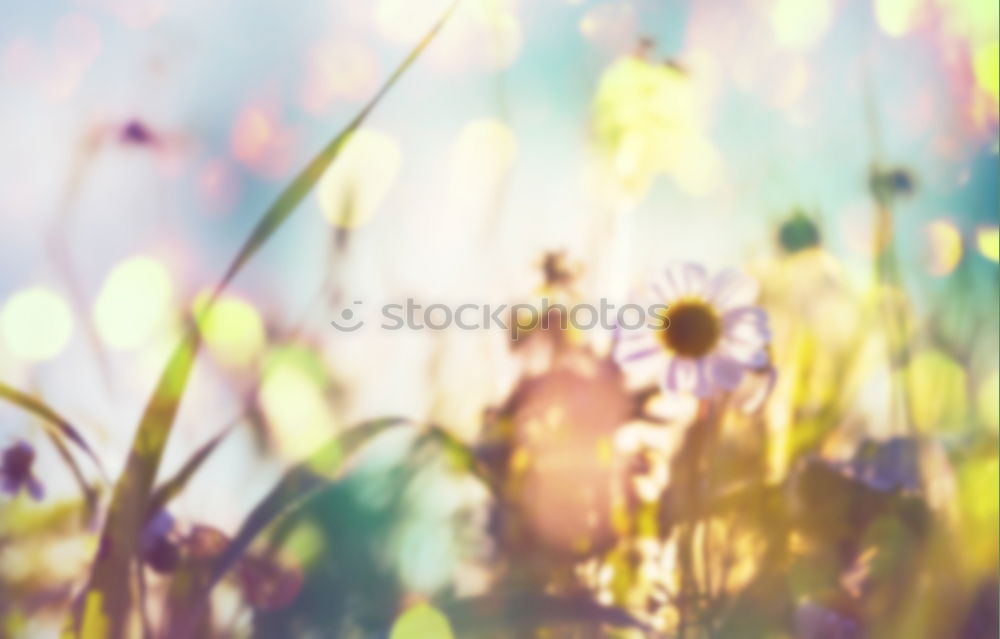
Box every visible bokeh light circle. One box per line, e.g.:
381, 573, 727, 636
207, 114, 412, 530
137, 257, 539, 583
1, 287, 74, 362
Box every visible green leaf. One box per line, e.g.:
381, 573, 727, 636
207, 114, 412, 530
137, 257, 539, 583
208, 418, 405, 585
164, 418, 406, 636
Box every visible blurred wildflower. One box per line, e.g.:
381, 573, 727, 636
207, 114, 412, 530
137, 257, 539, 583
794, 602, 862, 639
777, 209, 821, 254
230, 101, 297, 177
238, 554, 304, 611
119, 119, 156, 146
508, 251, 584, 359
960, 579, 1000, 639
0, 441, 43, 500
615, 262, 770, 397
848, 438, 921, 493
140, 510, 179, 574
592, 53, 720, 197
752, 244, 868, 479
791, 452, 930, 553
539, 250, 581, 295
868, 165, 916, 206
184, 523, 230, 559
198, 159, 240, 212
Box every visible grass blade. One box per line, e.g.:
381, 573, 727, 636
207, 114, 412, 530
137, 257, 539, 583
208, 0, 461, 302
144, 418, 238, 521
71, 5, 458, 633
42, 425, 100, 520
72, 331, 200, 639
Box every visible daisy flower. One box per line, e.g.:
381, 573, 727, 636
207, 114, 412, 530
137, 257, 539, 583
615, 262, 770, 397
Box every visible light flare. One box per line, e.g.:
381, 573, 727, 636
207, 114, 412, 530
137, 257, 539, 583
923, 218, 963, 276
94, 256, 173, 350
258, 347, 338, 464
317, 128, 401, 228
975, 225, 999, 262
770, 0, 834, 50
193, 293, 265, 368
389, 603, 454, 639
1, 287, 74, 362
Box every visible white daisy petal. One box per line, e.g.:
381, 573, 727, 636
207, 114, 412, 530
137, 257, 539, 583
707, 354, 744, 390
644, 391, 699, 422
663, 357, 711, 397
718, 337, 769, 367
708, 269, 760, 312
621, 349, 672, 388
664, 357, 694, 393
662, 262, 709, 300
727, 320, 770, 346
722, 306, 768, 330
691, 359, 711, 397
723, 307, 771, 345
648, 272, 675, 304
736, 366, 776, 413
614, 331, 661, 362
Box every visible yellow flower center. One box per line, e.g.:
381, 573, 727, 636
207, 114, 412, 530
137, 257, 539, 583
657, 300, 721, 358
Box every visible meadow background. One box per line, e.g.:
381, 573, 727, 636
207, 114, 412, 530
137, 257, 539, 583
0, 0, 997, 637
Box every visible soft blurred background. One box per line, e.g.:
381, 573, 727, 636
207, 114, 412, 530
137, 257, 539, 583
0, 0, 997, 637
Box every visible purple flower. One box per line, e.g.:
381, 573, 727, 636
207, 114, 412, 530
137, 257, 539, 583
614, 262, 771, 397
795, 602, 862, 639
141, 510, 180, 573
120, 119, 156, 146
849, 438, 921, 493
1, 441, 44, 500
